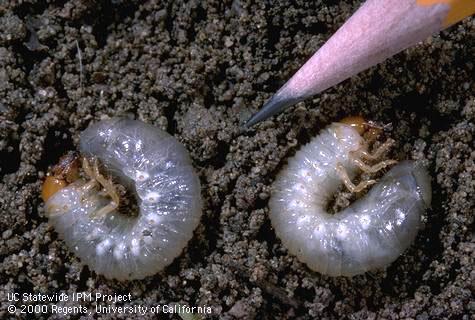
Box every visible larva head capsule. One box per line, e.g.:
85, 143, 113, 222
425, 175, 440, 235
41, 152, 80, 202
339, 116, 381, 140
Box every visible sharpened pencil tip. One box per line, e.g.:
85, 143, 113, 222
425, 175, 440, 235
244, 94, 301, 128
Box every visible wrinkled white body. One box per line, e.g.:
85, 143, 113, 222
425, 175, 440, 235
269, 123, 431, 276
45, 118, 202, 280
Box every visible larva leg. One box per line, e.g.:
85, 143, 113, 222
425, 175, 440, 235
92, 202, 118, 218
355, 138, 395, 161
82, 157, 119, 218
80, 158, 98, 192
81, 180, 97, 192
91, 159, 119, 204
92, 159, 119, 218
336, 163, 376, 193
82, 157, 95, 179
352, 158, 398, 173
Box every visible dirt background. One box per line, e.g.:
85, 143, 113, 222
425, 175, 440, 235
0, 0, 474, 319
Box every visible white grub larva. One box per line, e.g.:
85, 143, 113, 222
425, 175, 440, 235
43, 118, 202, 280
269, 117, 431, 277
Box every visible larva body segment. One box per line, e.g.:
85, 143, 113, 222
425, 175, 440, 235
44, 118, 202, 280
269, 122, 431, 276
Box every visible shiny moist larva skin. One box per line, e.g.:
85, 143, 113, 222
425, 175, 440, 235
45, 118, 202, 280
269, 122, 431, 276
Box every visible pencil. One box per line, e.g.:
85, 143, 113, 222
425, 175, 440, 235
245, 0, 475, 128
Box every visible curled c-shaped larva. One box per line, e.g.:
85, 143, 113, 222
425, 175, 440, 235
269, 118, 431, 276
43, 118, 202, 280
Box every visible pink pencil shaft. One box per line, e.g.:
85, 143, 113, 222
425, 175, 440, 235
246, 0, 453, 127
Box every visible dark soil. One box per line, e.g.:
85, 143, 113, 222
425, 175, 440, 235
0, 1, 474, 319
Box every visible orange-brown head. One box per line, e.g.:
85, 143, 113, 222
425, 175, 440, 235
339, 116, 382, 140
41, 152, 80, 202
